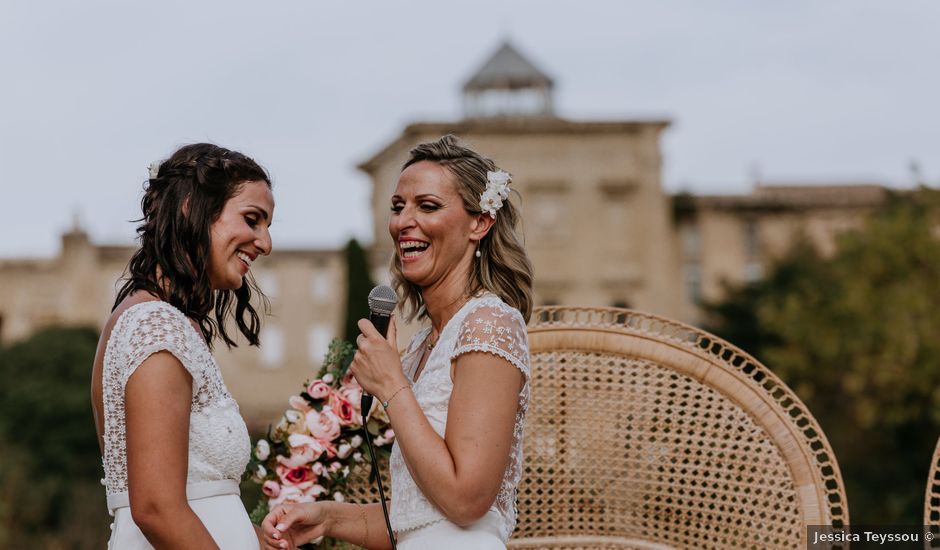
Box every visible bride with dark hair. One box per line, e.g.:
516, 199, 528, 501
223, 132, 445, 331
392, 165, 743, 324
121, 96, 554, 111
262, 135, 534, 549
90, 143, 274, 549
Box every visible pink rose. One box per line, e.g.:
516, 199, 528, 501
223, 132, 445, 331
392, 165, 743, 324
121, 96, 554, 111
305, 408, 341, 442
289, 395, 312, 412
276, 450, 311, 468
329, 392, 359, 427
262, 480, 281, 498
341, 373, 360, 390
340, 386, 363, 416
279, 434, 326, 466
277, 464, 316, 489
268, 485, 303, 508
307, 379, 332, 400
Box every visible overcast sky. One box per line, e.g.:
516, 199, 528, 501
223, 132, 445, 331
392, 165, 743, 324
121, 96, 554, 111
2, 1, 937, 258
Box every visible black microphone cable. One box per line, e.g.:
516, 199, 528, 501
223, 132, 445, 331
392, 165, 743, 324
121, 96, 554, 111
360, 406, 396, 549
359, 285, 398, 549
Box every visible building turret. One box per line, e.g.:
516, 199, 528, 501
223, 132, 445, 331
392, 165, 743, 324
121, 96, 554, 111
462, 41, 555, 118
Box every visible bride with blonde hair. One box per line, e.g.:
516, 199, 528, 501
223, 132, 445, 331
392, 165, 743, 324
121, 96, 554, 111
262, 135, 533, 549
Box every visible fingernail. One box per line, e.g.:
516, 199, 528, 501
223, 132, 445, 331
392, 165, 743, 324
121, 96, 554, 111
275, 524, 285, 531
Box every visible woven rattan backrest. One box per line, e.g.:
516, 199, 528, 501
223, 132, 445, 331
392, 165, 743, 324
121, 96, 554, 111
924, 437, 940, 543
510, 306, 847, 550
343, 455, 390, 505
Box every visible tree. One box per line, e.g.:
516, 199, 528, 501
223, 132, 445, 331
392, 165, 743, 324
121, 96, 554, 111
343, 239, 376, 343
705, 188, 940, 524
0, 325, 110, 548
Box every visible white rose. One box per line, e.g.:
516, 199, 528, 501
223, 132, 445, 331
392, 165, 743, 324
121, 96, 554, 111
254, 439, 271, 461
350, 435, 363, 447
322, 373, 335, 384
480, 191, 503, 218
353, 452, 363, 463
333, 491, 345, 503
252, 464, 267, 483
487, 170, 511, 186
336, 443, 353, 459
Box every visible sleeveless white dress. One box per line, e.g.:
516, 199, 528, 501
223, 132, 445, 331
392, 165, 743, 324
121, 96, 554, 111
389, 293, 530, 549
100, 301, 258, 549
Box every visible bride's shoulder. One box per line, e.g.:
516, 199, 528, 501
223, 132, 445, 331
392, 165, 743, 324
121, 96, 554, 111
106, 295, 202, 359
463, 293, 525, 327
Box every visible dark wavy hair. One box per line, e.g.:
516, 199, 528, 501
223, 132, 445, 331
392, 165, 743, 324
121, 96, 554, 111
114, 143, 271, 349
392, 135, 534, 322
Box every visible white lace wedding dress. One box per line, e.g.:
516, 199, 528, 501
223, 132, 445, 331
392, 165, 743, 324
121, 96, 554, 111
389, 293, 530, 549
101, 301, 258, 549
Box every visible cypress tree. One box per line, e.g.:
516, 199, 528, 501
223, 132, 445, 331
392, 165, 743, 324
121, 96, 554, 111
343, 238, 375, 343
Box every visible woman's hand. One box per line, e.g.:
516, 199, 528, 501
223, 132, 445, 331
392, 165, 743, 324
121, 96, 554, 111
261, 503, 329, 550
350, 315, 407, 401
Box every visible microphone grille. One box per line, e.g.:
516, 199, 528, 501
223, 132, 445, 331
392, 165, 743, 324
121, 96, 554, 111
368, 285, 398, 315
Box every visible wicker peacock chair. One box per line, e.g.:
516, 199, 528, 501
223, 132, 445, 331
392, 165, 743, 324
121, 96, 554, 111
507, 306, 847, 550
924, 437, 940, 547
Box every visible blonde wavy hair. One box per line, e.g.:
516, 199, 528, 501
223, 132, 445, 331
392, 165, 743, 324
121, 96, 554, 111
390, 135, 534, 323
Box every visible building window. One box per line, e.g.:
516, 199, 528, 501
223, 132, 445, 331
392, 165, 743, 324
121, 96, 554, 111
534, 197, 562, 230
308, 324, 333, 364
255, 271, 278, 299
744, 219, 760, 259
310, 271, 331, 301
684, 264, 703, 305
529, 185, 568, 239
599, 183, 637, 261
743, 219, 762, 283
744, 262, 764, 283
259, 325, 284, 369
681, 224, 701, 261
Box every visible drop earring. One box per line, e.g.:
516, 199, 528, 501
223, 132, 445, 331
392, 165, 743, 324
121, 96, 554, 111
475, 247, 481, 258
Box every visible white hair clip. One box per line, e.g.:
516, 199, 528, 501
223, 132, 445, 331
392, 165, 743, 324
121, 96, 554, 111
480, 170, 511, 219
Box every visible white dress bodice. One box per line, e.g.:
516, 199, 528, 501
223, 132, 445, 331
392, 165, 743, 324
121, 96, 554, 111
389, 293, 530, 542
101, 300, 251, 504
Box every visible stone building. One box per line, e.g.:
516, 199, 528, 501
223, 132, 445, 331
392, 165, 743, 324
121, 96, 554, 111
0, 225, 345, 428
359, 42, 889, 327
0, 41, 891, 426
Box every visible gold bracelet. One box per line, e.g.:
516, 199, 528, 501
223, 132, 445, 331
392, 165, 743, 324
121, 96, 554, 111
381, 384, 410, 409
357, 503, 368, 549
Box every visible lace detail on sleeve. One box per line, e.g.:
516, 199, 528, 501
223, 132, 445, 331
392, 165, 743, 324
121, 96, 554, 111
121, 303, 201, 393
450, 300, 529, 381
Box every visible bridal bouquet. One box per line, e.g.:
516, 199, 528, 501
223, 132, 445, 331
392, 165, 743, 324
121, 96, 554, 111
245, 338, 395, 525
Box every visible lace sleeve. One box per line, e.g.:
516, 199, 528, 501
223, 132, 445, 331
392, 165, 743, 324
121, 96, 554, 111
450, 301, 529, 378
119, 302, 200, 391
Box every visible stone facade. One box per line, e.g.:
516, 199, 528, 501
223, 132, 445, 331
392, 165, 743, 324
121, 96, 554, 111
0, 228, 344, 429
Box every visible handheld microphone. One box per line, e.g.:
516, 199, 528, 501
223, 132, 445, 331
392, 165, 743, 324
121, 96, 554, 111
361, 284, 398, 417
359, 284, 398, 549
